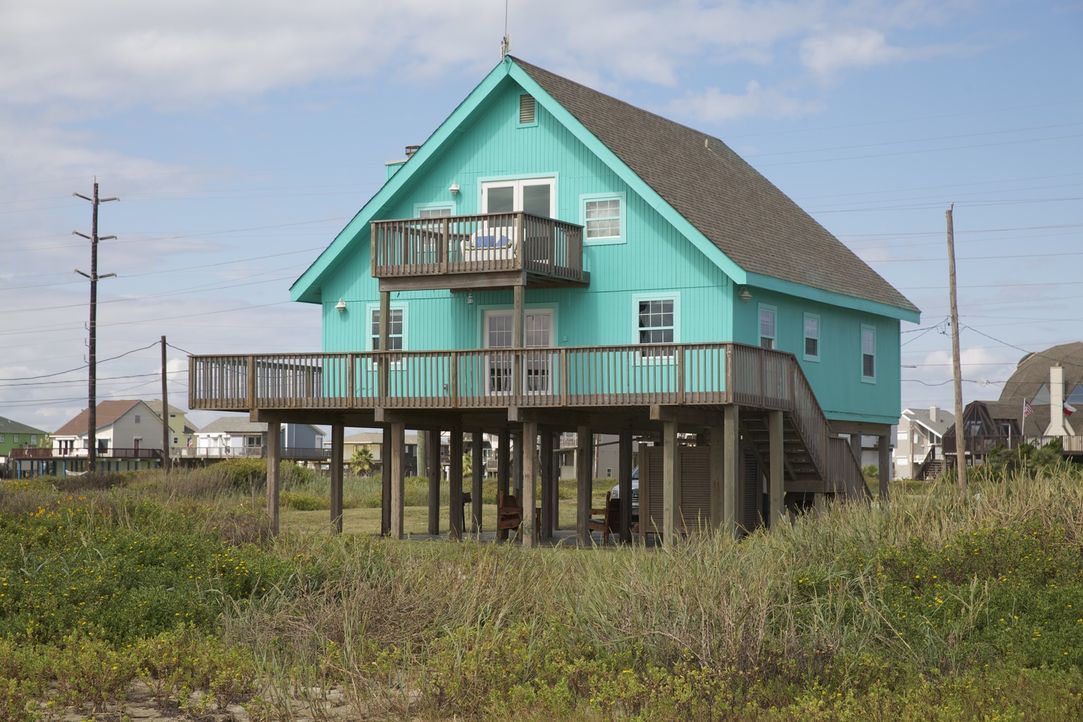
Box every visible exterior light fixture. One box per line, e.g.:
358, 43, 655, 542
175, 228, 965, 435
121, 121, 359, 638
738, 287, 752, 302
335, 299, 347, 312
449, 182, 460, 194
466, 291, 474, 305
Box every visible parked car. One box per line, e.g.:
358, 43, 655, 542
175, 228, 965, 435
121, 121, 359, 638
609, 467, 639, 518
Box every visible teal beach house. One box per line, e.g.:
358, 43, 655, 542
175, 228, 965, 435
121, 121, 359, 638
189, 56, 919, 544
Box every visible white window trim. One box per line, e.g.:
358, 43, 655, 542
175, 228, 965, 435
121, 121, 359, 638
413, 202, 456, 218
758, 304, 777, 350
480, 306, 556, 395
580, 192, 626, 246
479, 176, 557, 217
633, 293, 680, 364
803, 312, 820, 362
366, 303, 408, 367
861, 324, 877, 383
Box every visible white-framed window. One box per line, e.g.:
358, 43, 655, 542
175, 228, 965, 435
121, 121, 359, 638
480, 177, 555, 218
482, 308, 554, 394
861, 325, 876, 382
581, 193, 625, 245
414, 203, 454, 219
803, 313, 820, 361
134, 414, 141, 424
636, 296, 677, 359
759, 305, 777, 350
369, 306, 405, 351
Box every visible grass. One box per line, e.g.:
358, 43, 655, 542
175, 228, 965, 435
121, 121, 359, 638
1, 461, 1082, 719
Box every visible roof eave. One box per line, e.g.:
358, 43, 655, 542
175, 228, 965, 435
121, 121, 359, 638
290, 59, 518, 304
744, 272, 920, 322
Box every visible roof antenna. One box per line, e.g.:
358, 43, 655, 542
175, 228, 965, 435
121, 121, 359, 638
500, 0, 511, 58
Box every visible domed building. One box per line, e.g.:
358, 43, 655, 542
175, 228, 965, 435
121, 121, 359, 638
998, 341, 1083, 409
941, 341, 1083, 465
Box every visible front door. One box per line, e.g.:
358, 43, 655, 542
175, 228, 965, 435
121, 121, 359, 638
484, 309, 554, 395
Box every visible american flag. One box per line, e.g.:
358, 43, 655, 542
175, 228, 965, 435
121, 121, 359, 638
1023, 399, 1035, 418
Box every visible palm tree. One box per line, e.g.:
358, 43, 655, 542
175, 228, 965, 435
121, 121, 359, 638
349, 446, 375, 476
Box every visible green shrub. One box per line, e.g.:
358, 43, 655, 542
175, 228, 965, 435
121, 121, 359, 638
282, 491, 327, 511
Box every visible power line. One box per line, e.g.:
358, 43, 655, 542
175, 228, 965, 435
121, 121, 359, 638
0, 341, 159, 382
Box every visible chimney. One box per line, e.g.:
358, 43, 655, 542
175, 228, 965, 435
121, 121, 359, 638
929, 405, 938, 424
1043, 364, 1075, 437
404, 144, 421, 158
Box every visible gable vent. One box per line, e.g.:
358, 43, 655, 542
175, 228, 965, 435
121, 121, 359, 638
519, 94, 536, 124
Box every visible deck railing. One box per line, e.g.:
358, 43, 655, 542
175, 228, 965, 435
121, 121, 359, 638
189, 342, 830, 477
10, 447, 162, 460
371, 212, 584, 283
178, 446, 330, 461
826, 436, 869, 498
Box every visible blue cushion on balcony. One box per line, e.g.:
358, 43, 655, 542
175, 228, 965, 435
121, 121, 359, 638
472, 233, 512, 249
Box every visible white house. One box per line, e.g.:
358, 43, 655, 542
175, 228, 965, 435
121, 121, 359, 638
190, 417, 327, 461
52, 399, 165, 458
895, 406, 954, 480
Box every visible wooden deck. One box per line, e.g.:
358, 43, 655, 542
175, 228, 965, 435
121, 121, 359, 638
371, 212, 587, 290
187, 342, 861, 489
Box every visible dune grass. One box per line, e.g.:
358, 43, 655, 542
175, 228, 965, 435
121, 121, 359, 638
1, 462, 1081, 719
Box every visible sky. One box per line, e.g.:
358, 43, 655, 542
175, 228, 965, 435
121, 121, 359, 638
1, 0, 1081, 433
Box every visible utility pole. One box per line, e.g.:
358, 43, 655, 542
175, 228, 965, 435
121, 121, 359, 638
946, 203, 967, 495
74, 181, 118, 473
161, 335, 171, 473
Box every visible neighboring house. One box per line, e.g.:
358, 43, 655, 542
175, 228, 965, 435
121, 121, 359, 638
189, 56, 919, 542
52, 400, 165, 458
146, 400, 196, 454
942, 342, 1083, 464
895, 406, 954, 479
189, 417, 328, 462
0, 416, 47, 477
0, 416, 46, 458
556, 432, 621, 481
10, 399, 169, 476
341, 430, 419, 475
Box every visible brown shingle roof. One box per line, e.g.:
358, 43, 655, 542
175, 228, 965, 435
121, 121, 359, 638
514, 57, 918, 313
54, 400, 142, 436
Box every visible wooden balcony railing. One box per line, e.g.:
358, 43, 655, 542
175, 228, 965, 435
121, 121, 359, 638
371, 212, 585, 285
10, 447, 162, 460
189, 343, 831, 477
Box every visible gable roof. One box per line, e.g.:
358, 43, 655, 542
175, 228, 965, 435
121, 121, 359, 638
54, 400, 146, 436
291, 56, 918, 320
197, 417, 268, 434
0, 416, 46, 436
903, 407, 955, 437
512, 58, 917, 315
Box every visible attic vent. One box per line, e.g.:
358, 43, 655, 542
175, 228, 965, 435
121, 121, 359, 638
519, 94, 536, 125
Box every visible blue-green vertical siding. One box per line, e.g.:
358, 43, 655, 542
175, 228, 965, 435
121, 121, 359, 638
731, 286, 902, 424
317, 75, 901, 425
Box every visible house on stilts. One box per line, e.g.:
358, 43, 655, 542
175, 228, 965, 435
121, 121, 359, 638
187, 56, 920, 544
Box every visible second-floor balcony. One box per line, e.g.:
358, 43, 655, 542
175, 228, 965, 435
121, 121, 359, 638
371, 212, 587, 290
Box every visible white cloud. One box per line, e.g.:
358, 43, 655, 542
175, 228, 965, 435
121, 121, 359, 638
800, 27, 953, 80
0, 2, 958, 108
669, 81, 820, 122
